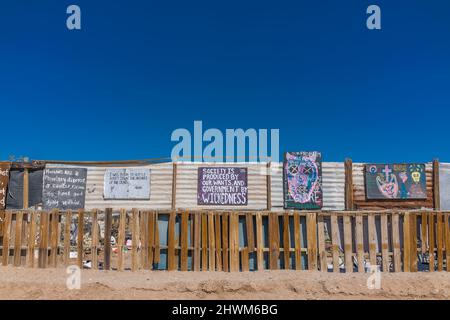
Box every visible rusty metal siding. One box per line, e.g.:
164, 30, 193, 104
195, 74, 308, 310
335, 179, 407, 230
353, 162, 434, 210
270, 162, 345, 211
440, 162, 450, 210
175, 162, 267, 210
46, 163, 173, 210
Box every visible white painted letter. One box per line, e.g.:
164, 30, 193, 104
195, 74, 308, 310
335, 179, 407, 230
171, 128, 191, 161
203, 128, 223, 162
366, 5, 381, 30
67, 5, 81, 30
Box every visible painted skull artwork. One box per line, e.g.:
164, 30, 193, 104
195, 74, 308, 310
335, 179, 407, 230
365, 164, 427, 200
283, 151, 322, 209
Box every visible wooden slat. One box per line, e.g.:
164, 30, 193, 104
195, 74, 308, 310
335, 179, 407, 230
368, 213, 377, 267
293, 212, 302, 270
256, 212, 264, 271
91, 210, 99, 270
131, 209, 140, 271
229, 213, 239, 272
140, 211, 149, 269
13, 211, 24, 267
77, 209, 84, 268
403, 212, 411, 272
355, 214, 365, 272
421, 212, 428, 254
38, 211, 49, 268
104, 208, 112, 271
410, 213, 418, 272
344, 158, 354, 210
446, 213, 450, 272
180, 211, 189, 271
49, 210, 59, 268
268, 212, 279, 270
331, 213, 340, 272
23, 168, 29, 209
215, 213, 222, 271
241, 247, 249, 271
64, 210, 72, 265
283, 213, 290, 269
117, 209, 126, 271
380, 214, 389, 272
306, 212, 317, 270
317, 215, 327, 272
193, 212, 201, 271
154, 212, 160, 264
343, 215, 353, 273
245, 212, 255, 252
221, 212, 229, 272
148, 211, 155, 269
433, 159, 440, 210
429, 212, 435, 272
26, 211, 37, 268
392, 213, 401, 272
208, 212, 216, 271
437, 212, 443, 271
168, 210, 176, 271
201, 212, 208, 271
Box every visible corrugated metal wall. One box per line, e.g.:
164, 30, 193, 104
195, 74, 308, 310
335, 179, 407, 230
352, 162, 434, 210
46, 163, 174, 210
270, 162, 345, 211
440, 163, 450, 210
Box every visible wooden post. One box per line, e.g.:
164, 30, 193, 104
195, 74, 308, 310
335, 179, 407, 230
266, 162, 272, 210
104, 208, 112, 270
433, 159, 440, 210
317, 215, 327, 272
221, 212, 229, 272
293, 212, 302, 270
167, 210, 176, 271
344, 158, 354, 210
283, 213, 290, 269
437, 212, 443, 271
355, 214, 365, 272
148, 211, 155, 269
331, 213, 340, 272
91, 210, 99, 270
77, 209, 84, 268
343, 215, 353, 273
50, 209, 59, 268
269, 212, 279, 270
171, 162, 177, 210
13, 211, 24, 267
38, 211, 49, 268
23, 168, 29, 209
64, 210, 72, 265
27, 211, 37, 268
306, 212, 317, 270
392, 213, 401, 272
131, 208, 140, 271
117, 209, 126, 271
403, 212, 411, 272
368, 213, 377, 267
193, 212, 201, 271
215, 213, 222, 271
201, 212, 208, 271
429, 212, 435, 272
180, 211, 189, 271
256, 212, 264, 271
1, 211, 12, 266
208, 212, 216, 271
380, 214, 389, 272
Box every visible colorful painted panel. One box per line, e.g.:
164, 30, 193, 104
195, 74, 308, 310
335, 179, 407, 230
365, 164, 427, 200
0, 163, 10, 209
283, 151, 323, 209
197, 167, 248, 205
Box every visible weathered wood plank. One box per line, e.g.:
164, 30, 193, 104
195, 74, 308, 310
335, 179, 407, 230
27, 211, 37, 268
256, 212, 264, 271
38, 211, 49, 268
229, 213, 240, 272
117, 209, 126, 271
343, 215, 353, 273
269, 212, 279, 270
429, 212, 435, 272
208, 212, 216, 271
63, 210, 72, 265
13, 211, 24, 267
355, 214, 365, 273
167, 210, 176, 271
193, 212, 201, 271
403, 212, 411, 272
77, 209, 84, 268
49, 210, 59, 268
421, 212, 428, 254
215, 213, 222, 271
246, 212, 255, 253
306, 212, 317, 270
222, 212, 229, 272
392, 213, 401, 272
293, 212, 302, 270
180, 211, 189, 271
446, 213, 450, 272
410, 213, 418, 272
241, 247, 249, 271
437, 212, 443, 271
331, 213, 340, 272
368, 213, 377, 268
91, 210, 99, 270
148, 211, 155, 269
317, 215, 327, 272
132, 209, 141, 271
104, 208, 112, 271
201, 212, 208, 271
154, 212, 160, 264
140, 211, 149, 270
380, 214, 389, 272
283, 213, 290, 269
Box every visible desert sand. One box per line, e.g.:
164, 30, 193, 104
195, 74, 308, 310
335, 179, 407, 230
0, 267, 449, 300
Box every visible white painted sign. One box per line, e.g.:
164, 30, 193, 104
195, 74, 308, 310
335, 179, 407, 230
104, 168, 150, 200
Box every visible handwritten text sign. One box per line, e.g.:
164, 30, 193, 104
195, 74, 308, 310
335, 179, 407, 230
197, 167, 248, 206
42, 168, 87, 210
104, 168, 150, 200
0, 164, 10, 209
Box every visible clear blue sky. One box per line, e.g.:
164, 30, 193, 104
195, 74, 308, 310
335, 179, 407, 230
1, 1, 449, 163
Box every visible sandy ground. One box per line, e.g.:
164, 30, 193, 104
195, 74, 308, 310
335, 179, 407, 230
1, 267, 450, 300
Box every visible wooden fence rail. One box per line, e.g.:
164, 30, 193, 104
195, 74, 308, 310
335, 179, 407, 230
0, 209, 449, 272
